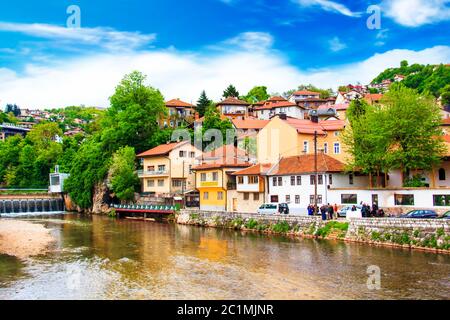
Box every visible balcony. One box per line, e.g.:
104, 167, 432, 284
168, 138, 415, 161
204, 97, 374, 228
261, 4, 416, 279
137, 170, 169, 177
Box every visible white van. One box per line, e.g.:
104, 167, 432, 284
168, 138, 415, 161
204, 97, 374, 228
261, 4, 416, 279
257, 203, 279, 215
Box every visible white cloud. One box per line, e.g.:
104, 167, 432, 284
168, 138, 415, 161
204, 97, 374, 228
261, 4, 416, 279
328, 36, 347, 52
382, 0, 450, 27
295, 0, 361, 17
219, 32, 274, 51
0, 22, 156, 51
0, 31, 449, 109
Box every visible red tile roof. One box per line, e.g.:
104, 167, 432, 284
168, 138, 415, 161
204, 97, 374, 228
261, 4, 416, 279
317, 103, 349, 111
292, 90, 321, 96
269, 154, 345, 175
232, 118, 269, 130
193, 144, 252, 170
217, 97, 249, 106
364, 93, 383, 102
166, 99, 194, 108
285, 118, 346, 134
442, 118, 450, 126
137, 141, 187, 157
254, 101, 297, 111
232, 163, 273, 176
267, 96, 287, 102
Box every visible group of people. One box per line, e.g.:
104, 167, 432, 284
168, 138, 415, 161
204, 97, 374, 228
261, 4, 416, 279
360, 202, 385, 218
307, 203, 338, 220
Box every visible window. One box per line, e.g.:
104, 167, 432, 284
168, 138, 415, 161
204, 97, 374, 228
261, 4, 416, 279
303, 141, 309, 153
158, 165, 166, 172
189, 165, 193, 174
295, 195, 300, 204
201, 173, 207, 181
349, 174, 354, 185
329, 174, 333, 185
318, 175, 323, 185
253, 193, 260, 201
190, 151, 196, 158
172, 180, 183, 187
291, 176, 296, 186
439, 168, 446, 181
203, 192, 209, 200
158, 179, 164, 187
341, 194, 357, 204
147, 165, 155, 171
273, 177, 277, 186
433, 195, 450, 206
271, 195, 279, 203
212, 172, 218, 181
179, 151, 187, 158
249, 176, 259, 184
334, 143, 340, 154
286, 195, 291, 203
278, 177, 283, 186
324, 143, 328, 154
147, 180, 154, 187
297, 176, 302, 185
310, 175, 316, 185
238, 176, 244, 184
244, 193, 250, 200
395, 194, 414, 206
217, 192, 223, 200
334, 131, 340, 137
310, 195, 323, 204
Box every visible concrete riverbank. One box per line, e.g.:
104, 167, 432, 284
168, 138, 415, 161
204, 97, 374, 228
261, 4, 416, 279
176, 210, 450, 254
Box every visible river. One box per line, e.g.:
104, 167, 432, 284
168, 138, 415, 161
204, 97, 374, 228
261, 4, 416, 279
0, 214, 449, 300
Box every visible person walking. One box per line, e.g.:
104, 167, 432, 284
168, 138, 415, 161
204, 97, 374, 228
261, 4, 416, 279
327, 203, 334, 220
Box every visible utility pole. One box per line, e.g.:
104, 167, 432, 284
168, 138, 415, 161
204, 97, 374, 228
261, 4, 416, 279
314, 130, 318, 215
182, 160, 185, 209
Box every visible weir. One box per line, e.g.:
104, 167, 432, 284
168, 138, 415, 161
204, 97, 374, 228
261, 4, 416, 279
0, 198, 64, 216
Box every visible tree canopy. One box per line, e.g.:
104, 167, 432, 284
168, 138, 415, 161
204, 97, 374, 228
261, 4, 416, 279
223, 84, 240, 98
242, 86, 270, 103
196, 90, 212, 117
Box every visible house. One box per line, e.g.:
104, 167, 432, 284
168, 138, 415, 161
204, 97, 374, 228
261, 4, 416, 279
0, 123, 30, 141
231, 163, 273, 213
364, 93, 383, 105
266, 154, 367, 211
216, 97, 250, 120
161, 99, 195, 128
394, 74, 405, 82
136, 141, 202, 200
256, 115, 347, 165
231, 118, 269, 136
193, 145, 252, 211
335, 90, 363, 104
254, 100, 306, 120
289, 90, 320, 102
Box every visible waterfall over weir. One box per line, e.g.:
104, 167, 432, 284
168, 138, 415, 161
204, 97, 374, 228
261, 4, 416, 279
0, 198, 65, 217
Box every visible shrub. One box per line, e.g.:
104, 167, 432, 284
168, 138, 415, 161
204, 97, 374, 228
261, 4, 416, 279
436, 228, 445, 238
271, 221, 291, 233
244, 219, 258, 229
371, 231, 381, 241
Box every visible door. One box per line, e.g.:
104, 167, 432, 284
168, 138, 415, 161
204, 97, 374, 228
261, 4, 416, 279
372, 194, 378, 206
232, 198, 237, 212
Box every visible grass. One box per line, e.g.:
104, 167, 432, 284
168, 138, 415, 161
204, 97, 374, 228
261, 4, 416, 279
0, 189, 48, 195
244, 218, 258, 229
271, 221, 291, 233
315, 221, 349, 238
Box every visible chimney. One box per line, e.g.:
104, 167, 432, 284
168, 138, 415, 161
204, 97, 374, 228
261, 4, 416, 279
311, 115, 319, 123
195, 112, 199, 121
279, 113, 287, 120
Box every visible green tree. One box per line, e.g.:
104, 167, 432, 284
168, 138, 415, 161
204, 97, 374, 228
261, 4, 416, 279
201, 104, 233, 150
109, 147, 140, 201
441, 84, 450, 106
223, 84, 240, 98
196, 90, 211, 117
242, 86, 270, 103
101, 71, 167, 154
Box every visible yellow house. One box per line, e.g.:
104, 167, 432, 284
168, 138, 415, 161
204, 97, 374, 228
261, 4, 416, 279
137, 141, 202, 197
193, 145, 252, 211
256, 115, 349, 164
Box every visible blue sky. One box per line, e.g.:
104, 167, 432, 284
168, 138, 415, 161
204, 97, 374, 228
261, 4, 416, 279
0, 0, 449, 108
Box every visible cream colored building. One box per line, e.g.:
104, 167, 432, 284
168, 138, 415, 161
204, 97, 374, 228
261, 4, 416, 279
137, 141, 202, 197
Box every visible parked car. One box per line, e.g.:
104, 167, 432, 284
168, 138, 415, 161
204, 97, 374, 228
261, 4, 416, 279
439, 211, 450, 219
257, 203, 289, 215
399, 210, 438, 219
337, 205, 362, 218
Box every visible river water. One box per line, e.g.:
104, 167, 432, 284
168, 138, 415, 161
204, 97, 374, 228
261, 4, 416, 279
0, 214, 449, 300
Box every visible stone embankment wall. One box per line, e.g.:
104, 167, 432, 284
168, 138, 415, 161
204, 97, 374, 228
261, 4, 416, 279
177, 210, 450, 253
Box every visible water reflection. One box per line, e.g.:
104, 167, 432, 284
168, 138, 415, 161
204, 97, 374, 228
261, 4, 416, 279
0, 214, 449, 300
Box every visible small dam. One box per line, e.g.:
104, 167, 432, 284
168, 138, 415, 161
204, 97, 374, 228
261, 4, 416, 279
0, 194, 65, 217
